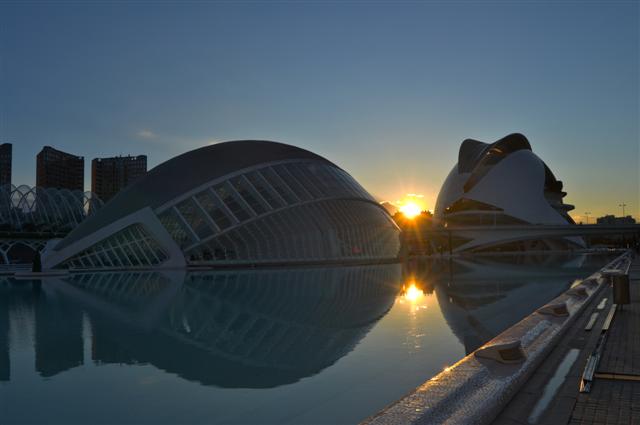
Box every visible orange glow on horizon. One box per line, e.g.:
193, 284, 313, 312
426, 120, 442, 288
394, 193, 427, 219
399, 202, 422, 219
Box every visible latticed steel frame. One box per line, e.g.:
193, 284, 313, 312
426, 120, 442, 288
0, 184, 103, 232
154, 159, 400, 265
60, 224, 168, 269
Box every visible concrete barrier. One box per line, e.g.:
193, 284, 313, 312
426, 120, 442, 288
362, 251, 634, 425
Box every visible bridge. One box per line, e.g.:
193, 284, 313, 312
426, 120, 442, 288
405, 224, 640, 254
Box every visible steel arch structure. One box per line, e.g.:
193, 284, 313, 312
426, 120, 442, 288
0, 184, 103, 233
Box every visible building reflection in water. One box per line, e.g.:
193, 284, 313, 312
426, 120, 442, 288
2, 264, 401, 388
403, 253, 606, 354
0, 252, 615, 394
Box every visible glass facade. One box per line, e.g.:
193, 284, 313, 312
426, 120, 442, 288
60, 224, 168, 269
155, 160, 399, 265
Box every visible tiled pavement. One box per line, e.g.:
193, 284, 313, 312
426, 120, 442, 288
569, 380, 640, 425
596, 264, 640, 376
568, 259, 640, 425
493, 255, 640, 425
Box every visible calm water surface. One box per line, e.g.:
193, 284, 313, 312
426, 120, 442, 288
0, 253, 617, 424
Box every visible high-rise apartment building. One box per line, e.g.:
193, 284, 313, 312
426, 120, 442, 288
36, 146, 84, 191
0, 143, 12, 186
91, 155, 147, 202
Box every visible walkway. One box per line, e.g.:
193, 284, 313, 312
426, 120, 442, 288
569, 258, 640, 425
494, 255, 640, 425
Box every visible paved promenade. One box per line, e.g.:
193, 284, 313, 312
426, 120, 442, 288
494, 255, 640, 425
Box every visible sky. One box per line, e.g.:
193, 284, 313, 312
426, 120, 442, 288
1, 1, 638, 221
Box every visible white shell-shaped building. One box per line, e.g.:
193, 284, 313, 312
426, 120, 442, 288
42, 141, 400, 270
434, 133, 584, 252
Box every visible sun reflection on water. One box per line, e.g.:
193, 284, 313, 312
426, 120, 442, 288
398, 280, 429, 314
404, 283, 424, 303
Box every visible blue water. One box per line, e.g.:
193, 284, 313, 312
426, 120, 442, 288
0, 253, 616, 424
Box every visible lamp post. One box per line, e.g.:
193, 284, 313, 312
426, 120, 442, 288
584, 212, 591, 225
619, 203, 627, 217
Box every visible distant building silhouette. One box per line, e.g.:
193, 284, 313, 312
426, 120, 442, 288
36, 146, 84, 191
91, 155, 147, 202
596, 215, 636, 225
0, 143, 12, 186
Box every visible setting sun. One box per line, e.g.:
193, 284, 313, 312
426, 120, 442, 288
399, 202, 422, 219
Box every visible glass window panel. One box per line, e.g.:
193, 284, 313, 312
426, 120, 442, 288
218, 234, 238, 260
87, 254, 101, 267
137, 238, 159, 264
299, 163, 332, 197
148, 238, 168, 262
114, 246, 132, 266
247, 221, 271, 260
97, 250, 112, 267
335, 169, 375, 201
287, 163, 324, 198
176, 198, 214, 239
227, 229, 249, 259
259, 168, 298, 204
273, 165, 312, 201
208, 238, 227, 260
245, 171, 284, 209
158, 209, 195, 248
312, 165, 348, 196
237, 226, 259, 259
105, 249, 122, 267
130, 241, 151, 265
257, 215, 280, 259
214, 184, 251, 222
230, 176, 268, 215
122, 244, 140, 266
195, 190, 233, 230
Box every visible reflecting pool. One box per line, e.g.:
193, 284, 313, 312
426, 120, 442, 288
0, 252, 617, 424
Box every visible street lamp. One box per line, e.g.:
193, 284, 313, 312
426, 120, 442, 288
584, 212, 591, 225
619, 203, 627, 217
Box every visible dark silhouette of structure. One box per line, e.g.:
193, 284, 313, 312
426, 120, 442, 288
0, 143, 12, 186
36, 146, 84, 191
91, 155, 147, 202
596, 215, 636, 225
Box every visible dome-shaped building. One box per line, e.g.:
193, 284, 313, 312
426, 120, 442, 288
434, 133, 584, 252
42, 141, 400, 269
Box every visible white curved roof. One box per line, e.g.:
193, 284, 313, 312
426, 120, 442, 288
56, 140, 337, 251
434, 133, 573, 225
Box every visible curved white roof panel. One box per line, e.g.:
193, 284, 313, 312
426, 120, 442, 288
45, 140, 400, 269
433, 133, 583, 252
56, 140, 335, 251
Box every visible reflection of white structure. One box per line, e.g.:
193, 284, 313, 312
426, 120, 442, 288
433, 254, 595, 354
46, 264, 401, 387
43, 141, 400, 270
434, 134, 584, 252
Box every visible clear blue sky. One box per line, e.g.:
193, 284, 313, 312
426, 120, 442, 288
1, 1, 638, 220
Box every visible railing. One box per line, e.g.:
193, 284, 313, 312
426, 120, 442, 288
362, 250, 634, 425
